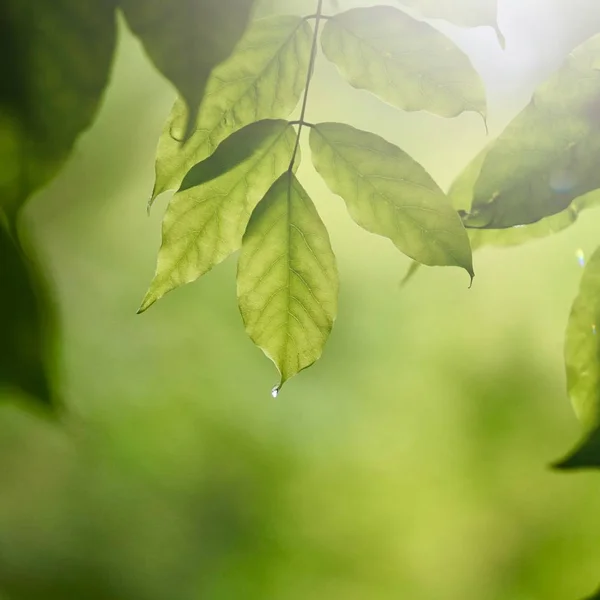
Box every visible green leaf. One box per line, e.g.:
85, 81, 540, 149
396, 0, 503, 47
0, 221, 56, 407
120, 0, 255, 140
1, 0, 116, 218
140, 119, 296, 312
151, 14, 312, 202
464, 33, 600, 229
400, 261, 421, 288
582, 586, 600, 599
309, 122, 474, 277
449, 150, 600, 250
554, 424, 600, 470
320, 6, 486, 119
237, 172, 338, 391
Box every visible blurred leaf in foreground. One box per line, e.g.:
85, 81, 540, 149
310, 122, 474, 279
151, 14, 312, 202
0, 221, 56, 407
238, 172, 338, 392
463, 33, 600, 229
321, 6, 486, 119
121, 0, 255, 141
140, 120, 296, 312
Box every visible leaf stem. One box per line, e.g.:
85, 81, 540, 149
289, 0, 324, 171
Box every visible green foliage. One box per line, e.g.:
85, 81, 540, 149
461, 33, 600, 230
139, 119, 297, 312
120, 0, 255, 140
309, 122, 474, 277
151, 14, 312, 202
237, 172, 338, 392
321, 6, 486, 119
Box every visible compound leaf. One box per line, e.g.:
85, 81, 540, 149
140, 119, 296, 312
464, 33, 600, 229
120, 0, 255, 140
237, 172, 338, 390
151, 14, 312, 202
321, 6, 486, 119
310, 122, 474, 277
0, 221, 56, 407
396, 0, 503, 46
1, 0, 116, 218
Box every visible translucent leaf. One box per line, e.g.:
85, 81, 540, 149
0, 221, 56, 407
309, 122, 474, 278
237, 172, 338, 390
449, 149, 600, 250
396, 0, 503, 47
121, 0, 255, 140
151, 15, 312, 202
465, 33, 600, 229
0, 0, 116, 217
140, 120, 296, 312
320, 6, 486, 119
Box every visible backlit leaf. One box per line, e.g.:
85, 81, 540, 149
121, 0, 255, 140
320, 6, 486, 119
0, 221, 56, 407
237, 172, 338, 390
309, 122, 474, 277
151, 14, 312, 202
396, 0, 503, 47
465, 33, 600, 229
140, 119, 296, 312
1, 0, 116, 218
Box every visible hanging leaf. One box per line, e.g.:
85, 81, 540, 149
309, 122, 474, 278
237, 172, 338, 392
139, 119, 296, 312
554, 424, 600, 470
0, 0, 116, 219
464, 33, 600, 229
449, 149, 600, 250
0, 220, 56, 407
151, 14, 312, 203
320, 6, 486, 119
400, 261, 422, 288
120, 0, 255, 140
396, 0, 503, 47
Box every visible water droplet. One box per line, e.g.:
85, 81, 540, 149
576, 248, 586, 267
593, 324, 597, 335
271, 385, 280, 398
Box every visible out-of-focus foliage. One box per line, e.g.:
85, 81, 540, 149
321, 6, 486, 119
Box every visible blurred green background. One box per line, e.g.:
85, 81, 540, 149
2, 1, 600, 598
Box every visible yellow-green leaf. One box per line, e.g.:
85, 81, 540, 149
151, 14, 312, 202
120, 0, 255, 140
140, 119, 296, 312
320, 6, 486, 119
310, 122, 474, 278
465, 33, 600, 229
237, 172, 338, 391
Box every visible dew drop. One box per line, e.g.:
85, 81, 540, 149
271, 385, 280, 398
576, 248, 586, 268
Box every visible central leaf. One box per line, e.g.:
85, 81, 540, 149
237, 172, 338, 390
320, 6, 486, 119
310, 122, 474, 278
140, 119, 297, 312
151, 15, 312, 202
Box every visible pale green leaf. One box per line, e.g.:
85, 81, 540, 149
396, 0, 503, 47
121, 0, 255, 140
309, 122, 474, 277
151, 15, 312, 202
320, 6, 486, 119
237, 172, 338, 390
140, 119, 296, 312
465, 33, 600, 229
449, 150, 600, 250
1, 0, 116, 218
